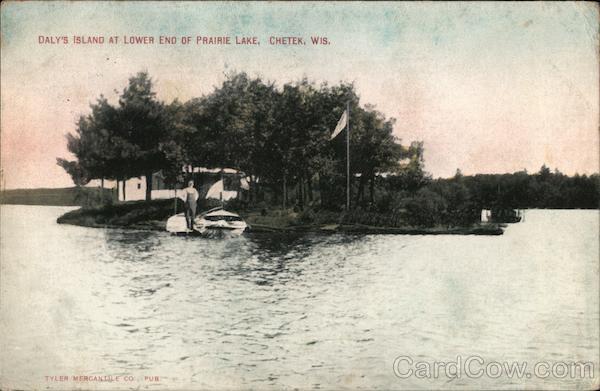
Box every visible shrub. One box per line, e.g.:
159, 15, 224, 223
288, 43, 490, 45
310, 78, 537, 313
77, 187, 115, 209
403, 189, 447, 227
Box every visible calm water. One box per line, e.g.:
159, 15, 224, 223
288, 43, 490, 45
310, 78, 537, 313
1, 205, 598, 390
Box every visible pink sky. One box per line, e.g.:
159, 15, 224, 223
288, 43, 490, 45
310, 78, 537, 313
1, 2, 598, 189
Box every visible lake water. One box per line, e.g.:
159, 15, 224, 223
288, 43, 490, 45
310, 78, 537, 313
1, 205, 598, 390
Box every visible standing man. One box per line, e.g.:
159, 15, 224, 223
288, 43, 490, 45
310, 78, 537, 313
182, 180, 199, 230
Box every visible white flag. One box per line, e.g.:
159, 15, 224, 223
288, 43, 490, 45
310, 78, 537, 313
330, 109, 347, 140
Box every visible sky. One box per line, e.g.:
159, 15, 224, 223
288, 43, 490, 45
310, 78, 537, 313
1, 1, 598, 189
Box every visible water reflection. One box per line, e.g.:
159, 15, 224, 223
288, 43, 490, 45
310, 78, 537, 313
104, 229, 164, 257
1, 206, 598, 390
96, 231, 370, 288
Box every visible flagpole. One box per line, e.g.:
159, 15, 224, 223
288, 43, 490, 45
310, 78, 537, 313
346, 101, 350, 210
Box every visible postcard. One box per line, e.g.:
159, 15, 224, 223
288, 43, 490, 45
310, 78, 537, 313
1, 1, 598, 390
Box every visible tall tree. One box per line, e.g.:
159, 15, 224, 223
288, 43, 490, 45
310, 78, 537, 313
57, 96, 130, 186
160, 99, 195, 187
58, 72, 175, 201
117, 72, 172, 200
350, 105, 403, 204
184, 72, 278, 199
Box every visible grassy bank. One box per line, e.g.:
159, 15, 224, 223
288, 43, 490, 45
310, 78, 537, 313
57, 198, 184, 231
56, 198, 505, 235
243, 208, 503, 235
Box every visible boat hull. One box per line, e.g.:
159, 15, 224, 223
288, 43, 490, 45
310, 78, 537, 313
196, 220, 247, 235
166, 213, 192, 234
166, 210, 247, 236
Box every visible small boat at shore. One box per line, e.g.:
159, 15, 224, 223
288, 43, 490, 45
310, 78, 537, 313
481, 208, 523, 223
196, 208, 247, 234
166, 207, 247, 235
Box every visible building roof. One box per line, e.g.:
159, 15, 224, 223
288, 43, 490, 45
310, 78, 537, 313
187, 167, 242, 174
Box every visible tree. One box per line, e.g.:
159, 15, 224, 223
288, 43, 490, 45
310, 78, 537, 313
58, 71, 176, 201
59, 71, 422, 207
117, 72, 173, 200
349, 105, 403, 204
56, 159, 89, 186
160, 99, 195, 187
183, 72, 279, 199
270, 80, 332, 208
57, 96, 129, 186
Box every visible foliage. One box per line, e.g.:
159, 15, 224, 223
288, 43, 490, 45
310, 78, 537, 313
75, 186, 115, 209
453, 166, 599, 210
369, 164, 600, 228
58, 70, 598, 229
59, 70, 413, 206
58, 72, 180, 200
57, 198, 186, 228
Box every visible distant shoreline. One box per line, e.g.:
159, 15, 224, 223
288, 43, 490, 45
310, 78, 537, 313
0, 187, 112, 207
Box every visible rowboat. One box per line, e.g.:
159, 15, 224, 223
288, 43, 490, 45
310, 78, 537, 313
166, 207, 247, 235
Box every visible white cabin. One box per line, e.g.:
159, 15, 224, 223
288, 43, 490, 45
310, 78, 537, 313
481, 209, 491, 223
116, 168, 248, 202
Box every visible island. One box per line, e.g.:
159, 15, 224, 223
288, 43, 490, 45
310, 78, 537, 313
24, 70, 595, 236
53, 198, 505, 235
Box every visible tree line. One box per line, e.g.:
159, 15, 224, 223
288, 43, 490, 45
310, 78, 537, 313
58, 71, 598, 223
366, 165, 599, 227
58, 71, 419, 207
449, 166, 599, 210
